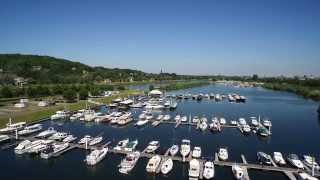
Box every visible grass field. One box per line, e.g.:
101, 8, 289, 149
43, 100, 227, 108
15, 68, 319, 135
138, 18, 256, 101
0, 90, 142, 128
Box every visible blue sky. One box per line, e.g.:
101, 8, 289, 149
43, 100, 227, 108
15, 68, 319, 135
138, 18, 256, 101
0, 0, 319, 76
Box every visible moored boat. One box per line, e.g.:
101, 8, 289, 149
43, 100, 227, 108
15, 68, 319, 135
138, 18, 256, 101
161, 158, 173, 175
86, 147, 108, 166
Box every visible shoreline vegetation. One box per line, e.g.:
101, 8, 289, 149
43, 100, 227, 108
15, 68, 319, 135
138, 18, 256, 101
0, 90, 141, 128
159, 81, 210, 91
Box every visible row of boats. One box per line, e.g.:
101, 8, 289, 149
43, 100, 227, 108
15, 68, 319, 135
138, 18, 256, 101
167, 93, 246, 103
109, 97, 178, 110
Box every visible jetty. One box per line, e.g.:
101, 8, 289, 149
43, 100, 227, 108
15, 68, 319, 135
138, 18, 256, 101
4, 134, 318, 179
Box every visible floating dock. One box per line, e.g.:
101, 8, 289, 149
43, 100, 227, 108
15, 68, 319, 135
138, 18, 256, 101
4, 134, 318, 179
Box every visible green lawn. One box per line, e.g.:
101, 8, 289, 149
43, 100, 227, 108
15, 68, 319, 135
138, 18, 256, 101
0, 90, 142, 128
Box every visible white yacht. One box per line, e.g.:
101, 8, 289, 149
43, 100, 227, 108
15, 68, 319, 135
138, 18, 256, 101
51, 111, 68, 120
180, 139, 191, 158
86, 147, 108, 166
84, 109, 96, 122
146, 155, 162, 173
135, 119, 149, 126
242, 124, 251, 133
145, 141, 160, 153
238, 118, 247, 126
232, 164, 244, 179
192, 116, 200, 123
303, 155, 320, 171
203, 161, 215, 179
40, 142, 69, 159
192, 146, 202, 158
36, 127, 57, 138
199, 121, 208, 131
18, 124, 42, 136
156, 114, 164, 121
118, 118, 133, 126
174, 115, 181, 122
263, 119, 272, 127
220, 118, 227, 125
114, 139, 129, 151
181, 116, 188, 122
28, 140, 53, 154
218, 148, 228, 161
119, 151, 140, 174
0, 135, 10, 143
189, 159, 200, 178
273, 152, 286, 166
124, 139, 138, 152
48, 132, 68, 141
230, 120, 238, 126
161, 158, 173, 175
163, 114, 171, 121
62, 134, 77, 143
14, 140, 32, 154
287, 154, 304, 169
89, 136, 103, 146
250, 117, 259, 126
169, 144, 179, 156
0, 121, 26, 134
78, 135, 92, 144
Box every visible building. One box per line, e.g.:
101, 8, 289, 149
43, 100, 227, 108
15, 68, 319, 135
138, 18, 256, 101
14, 77, 27, 88
149, 89, 163, 98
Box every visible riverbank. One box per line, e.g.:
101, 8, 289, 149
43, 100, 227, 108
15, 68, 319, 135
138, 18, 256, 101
262, 83, 320, 101
0, 90, 142, 128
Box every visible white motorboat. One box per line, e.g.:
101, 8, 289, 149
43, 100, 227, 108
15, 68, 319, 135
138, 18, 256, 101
119, 151, 140, 174
0, 120, 26, 134
230, 120, 237, 126
63, 134, 77, 143
48, 132, 68, 141
40, 142, 69, 159
192, 146, 202, 158
110, 117, 119, 124
28, 140, 53, 154
145, 141, 160, 153
192, 116, 200, 123
218, 148, 228, 161
232, 164, 244, 179
84, 109, 96, 122
298, 172, 319, 180
161, 158, 173, 175
86, 147, 108, 166
238, 118, 247, 126
181, 116, 187, 122
18, 124, 42, 136
199, 121, 208, 131
118, 118, 133, 126
36, 127, 57, 138
250, 117, 259, 126
303, 155, 320, 171
129, 102, 144, 108
51, 111, 68, 120
174, 115, 181, 122
263, 119, 272, 127
180, 139, 191, 158
169, 144, 179, 156
156, 114, 164, 121
287, 154, 304, 169
273, 152, 286, 166
78, 135, 92, 144
139, 113, 147, 120
124, 139, 138, 152
203, 161, 215, 179
14, 140, 32, 154
135, 119, 149, 126
89, 136, 103, 146
145, 103, 164, 110
146, 155, 162, 173
163, 114, 171, 121
242, 124, 251, 133
189, 159, 200, 178
114, 139, 129, 151
257, 152, 272, 165
220, 118, 227, 125
0, 135, 10, 143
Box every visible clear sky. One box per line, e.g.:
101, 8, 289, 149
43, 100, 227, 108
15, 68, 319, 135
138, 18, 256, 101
1, 0, 319, 76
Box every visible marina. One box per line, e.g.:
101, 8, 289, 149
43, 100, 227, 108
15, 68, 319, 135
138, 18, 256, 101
0, 84, 319, 180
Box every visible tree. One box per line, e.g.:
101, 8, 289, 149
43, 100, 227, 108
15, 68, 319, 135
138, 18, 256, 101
149, 84, 154, 91
79, 88, 88, 100
63, 89, 77, 102
252, 74, 259, 81
0, 86, 13, 98
117, 85, 125, 91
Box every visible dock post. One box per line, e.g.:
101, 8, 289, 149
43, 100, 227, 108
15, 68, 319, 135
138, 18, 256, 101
15, 128, 18, 140
85, 139, 88, 150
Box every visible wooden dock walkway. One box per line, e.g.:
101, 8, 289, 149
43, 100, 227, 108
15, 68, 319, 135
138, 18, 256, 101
5, 134, 319, 179
241, 154, 251, 180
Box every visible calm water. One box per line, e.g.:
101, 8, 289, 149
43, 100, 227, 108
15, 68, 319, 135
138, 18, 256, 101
1, 84, 319, 180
